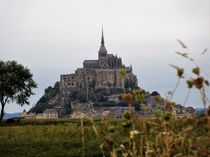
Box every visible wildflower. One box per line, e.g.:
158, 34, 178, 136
139, 89, 145, 94
186, 79, 194, 88
177, 68, 184, 78
133, 89, 145, 104
129, 130, 140, 140
146, 150, 154, 154
192, 67, 200, 76
154, 95, 162, 103
122, 93, 134, 107
163, 112, 172, 121
107, 125, 115, 133
165, 101, 174, 110
170, 64, 184, 78
100, 143, 104, 149
120, 144, 126, 149
130, 132, 134, 140
122, 121, 132, 128
133, 89, 145, 96
161, 132, 169, 135
193, 77, 204, 89
162, 132, 166, 135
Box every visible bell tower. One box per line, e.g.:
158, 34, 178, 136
98, 27, 109, 68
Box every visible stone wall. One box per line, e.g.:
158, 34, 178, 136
59, 74, 77, 105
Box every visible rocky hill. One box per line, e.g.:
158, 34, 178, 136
29, 82, 59, 113
29, 80, 195, 117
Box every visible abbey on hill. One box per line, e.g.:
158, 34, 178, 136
29, 29, 195, 118
59, 29, 138, 105
29, 29, 140, 116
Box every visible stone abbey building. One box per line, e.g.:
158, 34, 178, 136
59, 29, 138, 105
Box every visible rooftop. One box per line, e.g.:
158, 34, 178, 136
83, 60, 98, 64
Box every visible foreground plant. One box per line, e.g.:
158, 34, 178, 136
108, 40, 210, 157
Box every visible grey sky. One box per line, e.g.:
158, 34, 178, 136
0, 0, 210, 113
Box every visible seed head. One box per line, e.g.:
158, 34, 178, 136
205, 80, 209, 86
176, 39, 188, 49
170, 64, 184, 78
155, 95, 162, 103
193, 77, 204, 89
165, 101, 174, 110
186, 79, 194, 88
177, 68, 184, 78
192, 67, 200, 76
122, 93, 134, 106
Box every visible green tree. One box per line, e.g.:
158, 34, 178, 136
0, 60, 37, 122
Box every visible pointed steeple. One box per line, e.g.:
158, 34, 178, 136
98, 26, 107, 54
101, 27, 105, 46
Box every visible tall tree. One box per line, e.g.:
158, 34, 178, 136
0, 60, 37, 122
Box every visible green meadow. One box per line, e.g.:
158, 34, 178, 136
0, 116, 209, 157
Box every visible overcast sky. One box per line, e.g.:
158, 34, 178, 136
0, 0, 210, 113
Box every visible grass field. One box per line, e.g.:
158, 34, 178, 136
0, 116, 210, 157
0, 119, 127, 157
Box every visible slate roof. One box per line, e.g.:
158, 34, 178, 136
83, 60, 98, 64
98, 45, 107, 54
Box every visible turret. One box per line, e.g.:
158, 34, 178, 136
130, 64, 133, 72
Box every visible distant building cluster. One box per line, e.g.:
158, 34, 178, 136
70, 102, 135, 118
21, 109, 58, 119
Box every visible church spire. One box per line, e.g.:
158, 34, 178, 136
101, 26, 105, 46
98, 26, 107, 54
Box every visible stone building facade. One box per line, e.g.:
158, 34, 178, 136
59, 29, 138, 105
36, 109, 58, 119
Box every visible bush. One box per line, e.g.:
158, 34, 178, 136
107, 125, 115, 132
122, 120, 132, 128
122, 112, 131, 120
